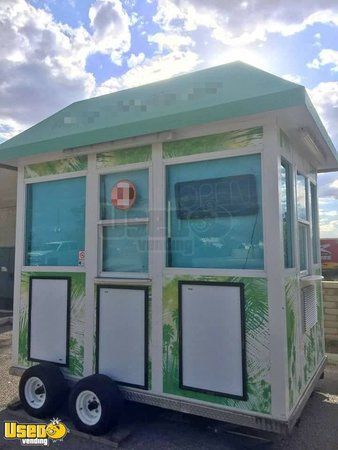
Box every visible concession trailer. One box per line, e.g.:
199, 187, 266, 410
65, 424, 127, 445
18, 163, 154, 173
0, 62, 337, 435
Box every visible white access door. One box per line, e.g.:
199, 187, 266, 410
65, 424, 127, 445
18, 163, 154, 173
97, 286, 148, 389
29, 277, 69, 365
180, 282, 245, 399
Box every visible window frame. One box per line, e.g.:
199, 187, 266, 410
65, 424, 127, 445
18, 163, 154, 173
164, 151, 264, 271
97, 163, 151, 279
296, 172, 311, 277
23, 171, 87, 271
280, 158, 294, 269
310, 182, 320, 265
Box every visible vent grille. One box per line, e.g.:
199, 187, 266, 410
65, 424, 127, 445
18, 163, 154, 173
302, 285, 317, 332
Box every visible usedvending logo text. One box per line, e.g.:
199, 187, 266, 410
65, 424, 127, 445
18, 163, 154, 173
3, 418, 69, 446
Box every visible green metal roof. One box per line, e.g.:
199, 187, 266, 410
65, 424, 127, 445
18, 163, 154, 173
0, 61, 336, 164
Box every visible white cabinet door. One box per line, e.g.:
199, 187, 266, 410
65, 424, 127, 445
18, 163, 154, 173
98, 287, 147, 388
29, 278, 69, 365
180, 282, 245, 398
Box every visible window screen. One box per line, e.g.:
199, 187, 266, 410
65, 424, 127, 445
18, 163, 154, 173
302, 285, 318, 332
166, 154, 263, 269
25, 177, 86, 266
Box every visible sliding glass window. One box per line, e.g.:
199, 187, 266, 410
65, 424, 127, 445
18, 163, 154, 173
280, 160, 293, 268
296, 173, 310, 274
99, 169, 149, 274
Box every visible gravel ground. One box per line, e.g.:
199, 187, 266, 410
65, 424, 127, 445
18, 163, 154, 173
0, 328, 18, 411
0, 326, 337, 449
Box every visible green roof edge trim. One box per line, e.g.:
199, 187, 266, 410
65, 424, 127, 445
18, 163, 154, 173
0, 86, 305, 162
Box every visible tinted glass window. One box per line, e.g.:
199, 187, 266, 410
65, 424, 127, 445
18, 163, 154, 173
100, 169, 148, 220
166, 154, 263, 269
297, 174, 307, 221
298, 223, 308, 271
280, 162, 293, 268
102, 224, 148, 273
25, 177, 86, 266
100, 169, 149, 274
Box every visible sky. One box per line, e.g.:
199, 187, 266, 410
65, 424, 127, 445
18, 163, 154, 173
0, 0, 338, 236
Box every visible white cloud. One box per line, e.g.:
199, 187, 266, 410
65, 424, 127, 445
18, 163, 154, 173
320, 218, 338, 237
0, 0, 96, 139
127, 52, 145, 68
318, 172, 338, 236
148, 32, 194, 52
0, 118, 25, 143
96, 50, 201, 96
318, 172, 338, 199
88, 0, 131, 65
282, 74, 302, 84
322, 210, 338, 217
0, 0, 134, 141
154, 0, 338, 46
308, 49, 338, 71
308, 82, 338, 145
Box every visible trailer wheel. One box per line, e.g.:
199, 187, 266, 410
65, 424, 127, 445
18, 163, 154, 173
19, 364, 68, 418
68, 374, 123, 435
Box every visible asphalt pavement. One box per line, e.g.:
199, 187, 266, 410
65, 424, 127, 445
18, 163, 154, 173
0, 327, 337, 450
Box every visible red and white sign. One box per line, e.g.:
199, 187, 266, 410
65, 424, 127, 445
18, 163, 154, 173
78, 250, 85, 261
111, 180, 136, 210
78, 250, 85, 267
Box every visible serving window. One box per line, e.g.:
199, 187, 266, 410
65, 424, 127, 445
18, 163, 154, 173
280, 160, 294, 268
166, 154, 264, 269
296, 173, 310, 274
310, 183, 319, 264
99, 169, 149, 275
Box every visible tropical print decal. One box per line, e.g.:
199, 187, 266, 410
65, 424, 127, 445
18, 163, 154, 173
19, 272, 86, 377
147, 287, 152, 389
285, 276, 301, 410
163, 127, 263, 159
304, 271, 325, 383
285, 273, 325, 411
163, 274, 271, 414
24, 156, 87, 178
279, 129, 291, 152
96, 145, 152, 168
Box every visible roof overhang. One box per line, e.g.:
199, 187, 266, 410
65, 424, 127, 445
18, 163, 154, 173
276, 101, 338, 172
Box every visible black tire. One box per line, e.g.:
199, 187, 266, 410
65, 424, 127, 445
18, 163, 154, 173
68, 374, 123, 435
19, 364, 68, 418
